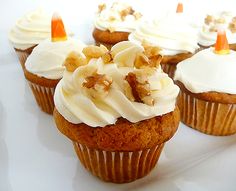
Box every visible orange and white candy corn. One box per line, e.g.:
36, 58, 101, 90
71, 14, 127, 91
214, 29, 230, 55
51, 12, 67, 42
176, 2, 183, 13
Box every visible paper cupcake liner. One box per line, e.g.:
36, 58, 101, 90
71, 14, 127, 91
14, 46, 35, 70
161, 63, 176, 79
28, 81, 55, 114
178, 90, 236, 136
73, 142, 164, 183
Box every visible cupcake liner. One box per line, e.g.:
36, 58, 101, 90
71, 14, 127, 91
14, 46, 36, 70
161, 63, 176, 79
28, 81, 55, 114
73, 142, 164, 183
178, 90, 236, 136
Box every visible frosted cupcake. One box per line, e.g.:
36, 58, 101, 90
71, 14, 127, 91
92, 2, 142, 49
53, 41, 180, 183
198, 11, 236, 50
24, 13, 85, 114
129, 3, 199, 78
8, 9, 73, 70
175, 30, 236, 136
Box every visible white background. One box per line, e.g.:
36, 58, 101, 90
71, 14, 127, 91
1, 0, 236, 191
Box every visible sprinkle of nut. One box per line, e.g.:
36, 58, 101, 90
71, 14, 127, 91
229, 17, 236, 33
205, 15, 214, 25
124, 72, 154, 106
63, 51, 87, 72
133, 12, 142, 20
209, 26, 217, 32
82, 45, 108, 59
120, 6, 135, 20
98, 3, 106, 13
101, 51, 113, 64
83, 73, 112, 99
214, 17, 226, 24
134, 53, 150, 69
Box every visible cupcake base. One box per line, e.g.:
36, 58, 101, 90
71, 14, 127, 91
92, 28, 129, 50
73, 142, 164, 183
161, 52, 193, 79
14, 45, 37, 70
24, 69, 60, 114
177, 82, 236, 136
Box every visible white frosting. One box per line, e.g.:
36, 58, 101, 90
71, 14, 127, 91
129, 13, 199, 56
198, 12, 236, 46
175, 48, 236, 94
54, 41, 179, 127
94, 2, 142, 33
25, 38, 85, 80
8, 9, 73, 50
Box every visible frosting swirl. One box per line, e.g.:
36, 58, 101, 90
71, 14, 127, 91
54, 41, 179, 127
129, 13, 199, 56
25, 38, 85, 79
94, 2, 142, 33
198, 12, 236, 46
174, 47, 236, 94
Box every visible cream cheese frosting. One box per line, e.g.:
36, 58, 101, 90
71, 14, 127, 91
198, 12, 236, 46
54, 41, 179, 127
174, 47, 236, 94
25, 38, 85, 79
94, 2, 142, 33
8, 9, 73, 50
128, 13, 199, 56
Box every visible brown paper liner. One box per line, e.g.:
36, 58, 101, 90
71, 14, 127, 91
178, 90, 236, 136
27, 81, 55, 114
161, 62, 177, 79
14, 46, 37, 70
73, 142, 164, 183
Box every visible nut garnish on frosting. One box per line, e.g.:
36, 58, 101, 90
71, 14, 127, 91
83, 72, 112, 99
64, 51, 87, 72
229, 17, 236, 33
82, 45, 108, 59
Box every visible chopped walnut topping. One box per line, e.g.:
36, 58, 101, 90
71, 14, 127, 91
134, 53, 149, 69
229, 17, 236, 33
83, 73, 112, 99
63, 51, 87, 72
108, 16, 116, 22
209, 26, 217, 32
205, 15, 214, 25
120, 6, 135, 20
133, 12, 142, 20
98, 3, 106, 13
101, 51, 113, 64
82, 45, 108, 59
214, 17, 226, 24
124, 72, 154, 106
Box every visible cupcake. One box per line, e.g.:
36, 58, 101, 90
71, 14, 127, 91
175, 29, 236, 136
24, 13, 85, 114
198, 11, 236, 50
92, 2, 143, 49
129, 3, 199, 78
53, 41, 180, 183
8, 9, 73, 70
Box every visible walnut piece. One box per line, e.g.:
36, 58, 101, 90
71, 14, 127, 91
82, 45, 108, 59
98, 3, 106, 13
229, 17, 236, 33
63, 51, 87, 72
101, 51, 113, 64
133, 12, 142, 20
83, 73, 112, 99
124, 72, 154, 106
205, 15, 214, 25
214, 17, 226, 24
120, 6, 135, 20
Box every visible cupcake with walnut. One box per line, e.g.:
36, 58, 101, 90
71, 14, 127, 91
93, 2, 142, 49
53, 41, 180, 183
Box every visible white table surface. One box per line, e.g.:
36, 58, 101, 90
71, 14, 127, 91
1, 0, 236, 190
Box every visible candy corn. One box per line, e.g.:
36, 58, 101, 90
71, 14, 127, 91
176, 3, 183, 13
214, 29, 230, 55
51, 12, 67, 42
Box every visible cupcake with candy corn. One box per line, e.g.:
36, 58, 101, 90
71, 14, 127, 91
129, 2, 199, 78
175, 29, 236, 136
24, 13, 85, 114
